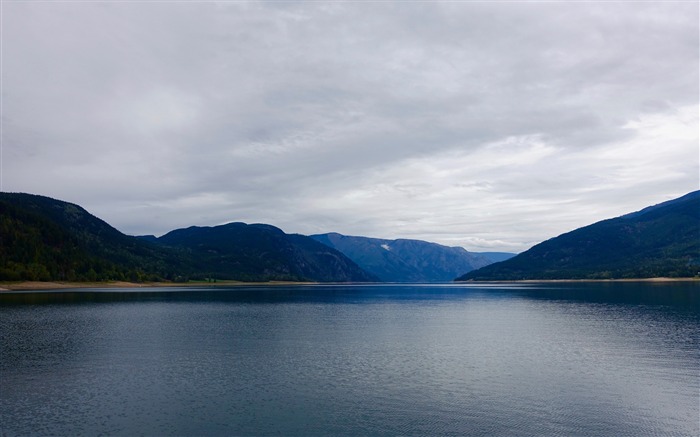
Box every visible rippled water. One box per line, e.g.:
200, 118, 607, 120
1, 283, 698, 436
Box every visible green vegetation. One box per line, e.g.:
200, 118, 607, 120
0, 193, 182, 281
153, 223, 377, 282
4, 190, 696, 284
457, 191, 700, 281
0, 193, 375, 283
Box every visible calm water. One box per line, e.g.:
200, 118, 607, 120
1, 283, 698, 436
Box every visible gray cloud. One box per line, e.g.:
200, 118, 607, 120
3, 1, 698, 252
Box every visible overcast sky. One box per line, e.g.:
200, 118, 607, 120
2, 1, 698, 252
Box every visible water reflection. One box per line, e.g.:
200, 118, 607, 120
1, 282, 698, 308
505, 281, 700, 308
1, 282, 698, 436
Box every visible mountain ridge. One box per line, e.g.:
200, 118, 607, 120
310, 232, 509, 282
0, 193, 375, 283
457, 190, 700, 281
0, 192, 189, 282
153, 222, 377, 282
4, 190, 694, 284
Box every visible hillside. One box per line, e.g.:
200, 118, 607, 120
0, 193, 188, 282
477, 252, 517, 263
310, 233, 501, 282
457, 191, 700, 281
0, 193, 375, 283
154, 223, 377, 282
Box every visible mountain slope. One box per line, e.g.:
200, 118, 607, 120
457, 191, 700, 280
0, 193, 376, 283
476, 252, 517, 263
0, 193, 189, 281
153, 223, 377, 282
310, 233, 497, 282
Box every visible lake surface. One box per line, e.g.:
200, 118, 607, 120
1, 282, 698, 436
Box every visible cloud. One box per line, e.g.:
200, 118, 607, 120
277, 104, 697, 252
3, 1, 698, 252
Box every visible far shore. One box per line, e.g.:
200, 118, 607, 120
0, 280, 319, 292
461, 277, 700, 284
0, 277, 697, 291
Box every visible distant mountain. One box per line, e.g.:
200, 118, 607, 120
153, 223, 377, 282
457, 191, 700, 281
475, 252, 517, 263
0, 193, 376, 283
310, 233, 502, 282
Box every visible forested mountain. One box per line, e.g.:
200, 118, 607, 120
310, 233, 503, 282
457, 191, 700, 281
0, 193, 188, 281
0, 193, 375, 283
152, 223, 377, 282
6, 190, 694, 284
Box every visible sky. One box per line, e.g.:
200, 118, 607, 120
2, 1, 698, 253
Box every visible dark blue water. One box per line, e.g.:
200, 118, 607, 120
1, 283, 698, 436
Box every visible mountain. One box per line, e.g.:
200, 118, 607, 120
153, 223, 377, 282
310, 233, 501, 282
0, 192, 189, 282
457, 191, 700, 281
476, 252, 517, 263
0, 193, 375, 283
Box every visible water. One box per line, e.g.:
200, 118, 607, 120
1, 282, 698, 436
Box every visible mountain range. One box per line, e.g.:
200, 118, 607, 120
310, 233, 511, 282
148, 223, 377, 282
457, 190, 700, 280
0, 193, 373, 283
2, 190, 697, 283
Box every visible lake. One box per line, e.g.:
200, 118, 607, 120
1, 282, 698, 436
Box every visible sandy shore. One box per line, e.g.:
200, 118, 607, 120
0, 280, 319, 291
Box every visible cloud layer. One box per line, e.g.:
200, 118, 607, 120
3, 2, 698, 252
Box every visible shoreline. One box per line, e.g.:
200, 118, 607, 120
0, 277, 697, 291
0, 280, 319, 292
458, 277, 700, 284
